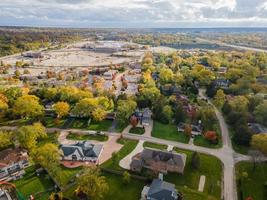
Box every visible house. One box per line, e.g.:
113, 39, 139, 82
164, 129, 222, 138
141, 177, 182, 200
212, 78, 230, 89
248, 123, 267, 134
103, 70, 117, 80
177, 122, 203, 136
130, 148, 186, 174
0, 148, 29, 182
60, 141, 103, 163
134, 108, 152, 126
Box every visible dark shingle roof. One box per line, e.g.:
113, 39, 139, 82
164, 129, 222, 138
147, 179, 178, 200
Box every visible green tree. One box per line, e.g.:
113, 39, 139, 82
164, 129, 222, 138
214, 89, 226, 108
73, 98, 98, 117
159, 67, 174, 84
0, 131, 14, 150
162, 105, 173, 124
228, 96, 249, 113
251, 134, 267, 156
123, 171, 131, 184
254, 101, 267, 126
116, 100, 137, 126
13, 95, 44, 119
76, 167, 109, 200
92, 107, 107, 122
17, 122, 47, 150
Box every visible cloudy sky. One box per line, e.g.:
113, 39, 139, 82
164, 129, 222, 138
1, 0, 267, 28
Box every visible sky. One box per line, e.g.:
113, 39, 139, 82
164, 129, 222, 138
1, 0, 267, 28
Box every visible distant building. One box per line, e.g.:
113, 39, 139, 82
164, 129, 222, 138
177, 122, 203, 137
130, 148, 186, 174
141, 177, 182, 200
0, 148, 29, 182
60, 141, 103, 163
212, 78, 230, 89
248, 123, 267, 134
134, 108, 152, 126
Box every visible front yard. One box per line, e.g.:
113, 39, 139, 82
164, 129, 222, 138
66, 132, 108, 142
236, 162, 267, 200
129, 127, 145, 135
143, 141, 167, 150
152, 121, 190, 143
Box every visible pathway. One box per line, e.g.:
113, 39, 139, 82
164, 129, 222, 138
119, 140, 144, 170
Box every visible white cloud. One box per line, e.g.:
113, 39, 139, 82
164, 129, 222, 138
0, 0, 267, 27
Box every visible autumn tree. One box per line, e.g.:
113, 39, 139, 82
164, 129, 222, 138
116, 99, 137, 126
0, 131, 14, 150
91, 107, 107, 122
13, 95, 44, 119
130, 115, 138, 128
254, 101, 267, 126
184, 124, 192, 138
53, 102, 70, 119
204, 131, 218, 144
251, 134, 267, 156
159, 67, 174, 84
76, 167, 109, 200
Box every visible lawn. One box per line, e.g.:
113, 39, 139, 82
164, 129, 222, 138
0, 118, 31, 126
152, 121, 190, 143
143, 141, 167, 150
43, 116, 65, 128
57, 166, 82, 187
63, 172, 146, 200
101, 138, 138, 171
179, 187, 218, 200
69, 119, 113, 131
14, 166, 56, 200
66, 132, 108, 142
129, 127, 145, 135
236, 162, 267, 200
165, 148, 222, 199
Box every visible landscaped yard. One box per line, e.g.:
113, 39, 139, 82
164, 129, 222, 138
87, 120, 113, 131
143, 141, 167, 150
13, 166, 56, 200
66, 132, 108, 141
57, 166, 82, 187
152, 121, 190, 143
129, 127, 145, 135
165, 148, 222, 199
236, 162, 267, 200
101, 138, 138, 171
63, 172, 146, 200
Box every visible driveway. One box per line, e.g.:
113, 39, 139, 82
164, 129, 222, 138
119, 140, 144, 169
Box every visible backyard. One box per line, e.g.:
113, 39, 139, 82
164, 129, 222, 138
152, 121, 190, 143
236, 162, 267, 200
13, 166, 56, 200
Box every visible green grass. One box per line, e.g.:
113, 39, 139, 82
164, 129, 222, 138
114, 123, 127, 133
67, 132, 108, 141
179, 186, 218, 200
193, 122, 222, 149
63, 172, 146, 200
13, 166, 55, 200
57, 166, 81, 187
165, 148, 222, 199
129, 127, 145, 135
101, 138, 138, 171
143, 141, 167, 150
236, 162, 267, 200
152, 121, 190, 143
0, 118, 30, 126
43, 117, 65, 128
38, 132, 59, 146
87, 120, 113, 131
70, 119, 88, 129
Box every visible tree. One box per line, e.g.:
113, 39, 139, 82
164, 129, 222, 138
233, 125, 252, 146
213, 89, 226, 108
4, 87, 23, 106
73, 98, 98, 117
116, 100, 137, 126
0, 93, 8, 117
204, 131, 218, 144
191, 152, 200, 169
162, 105, 173, 124
228, 96, 249, 113
92, 107, 107, 122
14, 69, 21, 78
13, 95, 44, 119
53, 102, 70, 119
159, 67, 174, 84
76, 167, 109, 200
123, 171, 131, 184
0, 131, 14, 150
33, 143, 61, 182
17, 122, 47, 151
251, 134, 267, 156
254, 101, 267, 126
130, 115, 138, 128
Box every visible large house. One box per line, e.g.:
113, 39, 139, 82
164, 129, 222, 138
0, 148, 29, 182
134, 108, 152, 126
177, 122, 203, 137
141, 175, 182, 200
60, 141, 103, 163
130, 148, 186, 174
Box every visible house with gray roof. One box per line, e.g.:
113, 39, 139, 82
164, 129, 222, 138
141, 176, 182, 200
248, 123, 267, 134
60, 141, 103, 163
130, 148, 186, 174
